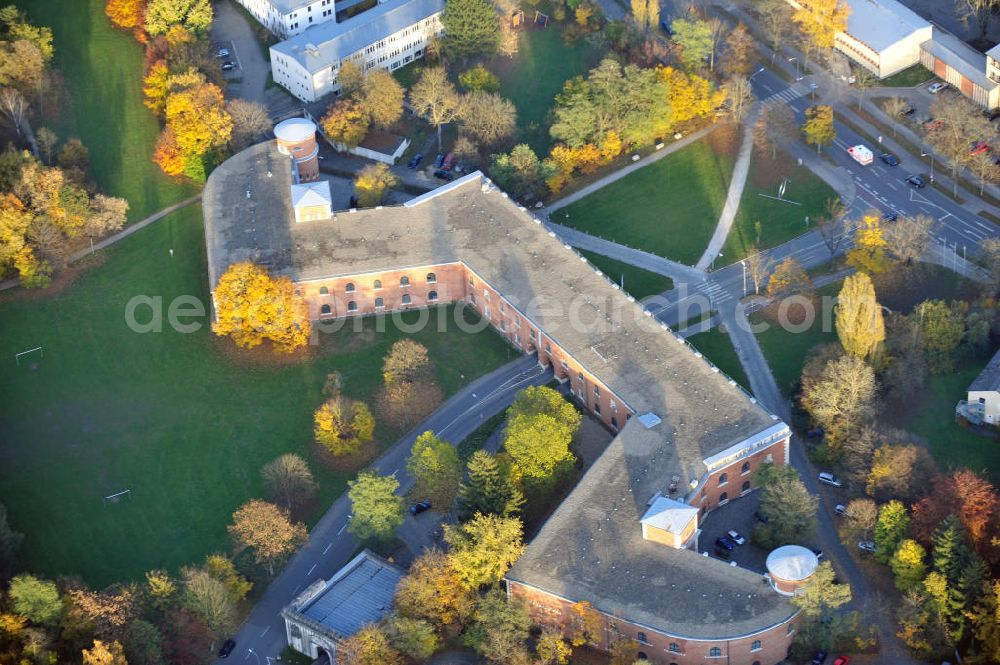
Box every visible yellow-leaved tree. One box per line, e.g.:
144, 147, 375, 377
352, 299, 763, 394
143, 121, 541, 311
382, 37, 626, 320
846, 211, 892, 273
313, 396, 375, 456
660, 66, 726, 125
163, 82, 233, 173
212, 262, 311, 353
834, 272, 885, 361
793, 0, 850, 51
82, 640, 127, 665
802, 105, 836, 154
105, 0, 146, 30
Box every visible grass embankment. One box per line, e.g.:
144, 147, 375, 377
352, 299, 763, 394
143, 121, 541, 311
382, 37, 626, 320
687, 327, 751, 390
577, 250, 673, 300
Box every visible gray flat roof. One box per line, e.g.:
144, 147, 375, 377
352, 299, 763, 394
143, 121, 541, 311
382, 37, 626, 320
970, 347, 1000, 392
842, 0, 930, 53
205, 143, 792, 637
268, 0, 315, 15
922, 29, 997, 91
271, 0, 444, 73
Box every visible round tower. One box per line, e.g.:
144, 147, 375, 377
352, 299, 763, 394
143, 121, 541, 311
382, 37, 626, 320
766, 545, 819, 596
274, 117, 320, 182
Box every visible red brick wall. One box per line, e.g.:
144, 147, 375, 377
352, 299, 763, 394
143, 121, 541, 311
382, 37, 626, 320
509, 581, 797, 665
696, 437, 789, 515
536, 332, 629, 431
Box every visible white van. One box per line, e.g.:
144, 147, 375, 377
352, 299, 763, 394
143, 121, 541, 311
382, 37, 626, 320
818, 472, 842, 487
847, 144, 873, 165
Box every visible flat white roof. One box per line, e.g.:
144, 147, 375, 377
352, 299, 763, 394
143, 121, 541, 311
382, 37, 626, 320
842, 0, 931, 53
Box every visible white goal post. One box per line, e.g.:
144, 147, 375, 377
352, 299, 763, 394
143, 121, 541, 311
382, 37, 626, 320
14, 346, 43, 366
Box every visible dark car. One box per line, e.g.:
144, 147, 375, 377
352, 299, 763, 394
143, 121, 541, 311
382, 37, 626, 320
409, 501, 432, 515
905, 174, 926, 188
433, 169, 453, 181
433, 153, 445, 168
218, 639, 236, 659
713, 545, 732, 559
349, 195, 358, 208
900, 106, 916, 116
882, 211, 899, 222
880, 153, 899, 166
811, 651, 828, 665
715, 536, 737, 551
407, 153, 423, 169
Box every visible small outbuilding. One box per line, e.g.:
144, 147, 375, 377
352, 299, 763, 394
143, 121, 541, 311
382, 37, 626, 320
766, 545, 818, 596
957, 347, 1000, 426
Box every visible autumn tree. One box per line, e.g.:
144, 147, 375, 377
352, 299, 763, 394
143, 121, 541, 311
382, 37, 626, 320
0, 87, 28, 137
181, 566, 235, 636
670, 18, 712, 69
162, 609, 214, 665
874, 500, 910, 564
630, 0, 658, 32
9, 575, 62, 625
348, 471, 405, 543
792, 0, 849, 51
406, 431, 462, 508
927, 96, 991, 197
845, 210, 892, 273
884, 213, 933, 267
161, 82, 232, 179
958, 0, 1000, 38
566, 600, 602, 647
226, 99, 271, 151
753, 463, 818, 547
385, 615, 438, 661
380, 339, 443, 428
338, 624, 403, 665
410, 67, 462, 150
791, 560, 852, 618
65, 585, 137, 640
815, 198, 848, 266
212, 262, 311, 353
802, 105, 835, 154
228, 499, 307, 575
891, 539, 927, 592
912, 470, 998, 558
337, 60, 365, 97
440, 0, 501, 58
866, 443, 934, 503
462, 587, 532, 663
358, 70, 404, 129
204, 554, 252, 603
394, 549, 475, 629
914, 299, 964, 373
757, 0, 793, 58
458, 91, 517, 149
354, 162, 399, 208
724, 75, 755, 123
536, 627, 571, 664
0, 42, 44, 93
444, 513, 525, 589
82, 640, 128, 665
261, 453, 317, 512
766, 256, 813, 297
503, 385, 580, 484
839, 497, 878, 545
458, 64, 500, 93
457, 450, 524, 520
721, 23, 755, 77
105, 0, 146, 30
144, 0, 212, 35
743, 246, 774, 295
320, 98, 369, 149
800, 354, 876, 444
835, 272, 885, 360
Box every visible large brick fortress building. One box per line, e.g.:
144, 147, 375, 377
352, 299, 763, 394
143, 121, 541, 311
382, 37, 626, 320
203, 129, 799, 665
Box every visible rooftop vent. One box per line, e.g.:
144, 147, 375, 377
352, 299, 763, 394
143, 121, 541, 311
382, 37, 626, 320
637, 412, 661, 429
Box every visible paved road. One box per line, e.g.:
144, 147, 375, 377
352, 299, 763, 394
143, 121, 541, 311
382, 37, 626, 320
217, 355, 551, 664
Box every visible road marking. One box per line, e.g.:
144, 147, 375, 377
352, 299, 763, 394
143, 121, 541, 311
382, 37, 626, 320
323, 542, 333, 554
336, 522, 348, 536
292, 583, 302, 595
308, 563, 317, 575
390, 468, 399, 477
260, 626, 270, 638
886, 181, 898, 191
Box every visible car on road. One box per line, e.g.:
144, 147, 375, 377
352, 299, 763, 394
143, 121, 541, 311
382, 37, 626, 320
216, 47, 230, 58
407, 153, 423, 169
834, 504, 848, 516
433, 169, 453, 181
818, 472, 842, 487
898, 105, 916, 116
221, 61, 236, 71
880, 152, 899, 166
810, 650, 828, 665
715, 536, 737, 551
928, 82, 947, 94
218, 639, 236, 659
882, 211, 898, 222
409, 501, 432, 515
726, 530, 746, 545
833, 656, 850, 665
858, 540, 876, 553
905, 174, 927, 188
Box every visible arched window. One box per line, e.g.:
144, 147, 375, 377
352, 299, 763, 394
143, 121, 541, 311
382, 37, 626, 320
718, 473, 728, 486
637, 632, 647, 643
668, 643, 681, 653
347, 301, 357, 312
636, 653, 648, 661
719, 492, 728, 504
709, 647, 722, 658
402, 294, 411, 305
751, 640, 761, 652
753, 661, 761, 665
345, 283, 355, 293
400, 276, 410, 286
741, 461, 751, 474
742, 480, 751, 494
428, 290, 438, 301
426, 272, 436, 283
375, 297, 384, 308
374, 279, 382, 289
290, 624, 302, 638
320, 304, 331, 315
611, 416, 618, 429
319, 286, 329, 295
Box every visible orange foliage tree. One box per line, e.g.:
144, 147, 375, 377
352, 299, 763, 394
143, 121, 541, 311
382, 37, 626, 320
912, 469, 999, 559
320, 98, 370, 149
152, 127, 185, 176
211, 262, 311, 353
105, 0, 147, 30
164, 82, 232, 158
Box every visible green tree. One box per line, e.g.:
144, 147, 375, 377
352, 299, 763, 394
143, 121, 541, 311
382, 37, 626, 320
463, 587, 532, 662
914, 299, 964, 374
407, 431, 462, 509
144, 570, 177, 612
144, 0, 212, 36
969, 580, 1000, 663
835, 272, 885, 361
441, 0, 501, 59
890, 539, 927, 592
348, 471, 405, 543
503, 386, 580, 482
124, 619, 163, 665
444, 513, 525, 589
459, 65, 500, 92
670, 18, 712, 68
753, 464, 818, 547
791, 560, 852, 618
457, 450, 524, 521
9, 575, 62, 625
874, 500, 909, 564
386, 615, 439, 660
181, 566, 235, 637
490, 144, 549, 200
802, 105, 835, 154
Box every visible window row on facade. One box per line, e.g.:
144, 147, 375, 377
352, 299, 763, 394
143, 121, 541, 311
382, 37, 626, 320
318, 273, 436, 296
318, 291, 438, 316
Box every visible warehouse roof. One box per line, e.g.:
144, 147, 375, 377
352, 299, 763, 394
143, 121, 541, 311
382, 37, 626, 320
841, 0, 931, 53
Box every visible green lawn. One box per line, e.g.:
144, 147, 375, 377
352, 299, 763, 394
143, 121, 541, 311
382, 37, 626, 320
577, 250, 673, 301
14, 0, 196, 221
0, 206, 513, 587
885, 358, 1000, 482
687, 327, 751, 390
877, 64, 934, 88
492, 28, 604, 155
554, 131, 738, 265
723, 149, 839, 261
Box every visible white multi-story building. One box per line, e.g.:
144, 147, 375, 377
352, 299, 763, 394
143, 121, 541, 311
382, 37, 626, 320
270, 0, 444, 102
233, 0, 337, 39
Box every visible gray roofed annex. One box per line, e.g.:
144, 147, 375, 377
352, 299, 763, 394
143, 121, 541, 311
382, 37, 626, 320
970, 347, 1000, 392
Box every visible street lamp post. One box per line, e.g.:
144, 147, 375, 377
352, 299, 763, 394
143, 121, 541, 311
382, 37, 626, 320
788, 57, 802, 81
921, 145, 935, 179
740, 260, 747, 297
749, 66, 765, 83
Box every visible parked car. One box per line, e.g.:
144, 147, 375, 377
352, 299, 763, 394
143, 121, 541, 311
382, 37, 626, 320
407, 153, 423, 169
880, 152, 899, 166
754, 510, 770, 524
726, 530, 746, 545
433, 169, 453, 181
924, 118, 944, 131
834, 504, 848, 517
805, 427, 824, 438
833, 656, 850, 665
970, 140, 991, 155
899, 105, 916, 116
810, 650, 828, 665
221, 61, 236, 71
713, 545, 732, 559
217, 47, 230, 58
928, 82, 947, 94
218, 639, 236, 659
442, 152, 455, 171
882, 211, 899, 223
715, 536, 737, 551
905, 174, 927, 188
409, 501, 432, 515
433, 153, 445, 168
454, 161, 465, 173
858, 540, 877, 553
818, 472, 842, 487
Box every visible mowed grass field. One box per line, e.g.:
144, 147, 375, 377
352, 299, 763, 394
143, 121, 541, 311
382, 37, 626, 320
577, 250, 673, 301
0, 206, 513, 587
14, 0, 196, 221
686, 327, 750, 390
554, 128, 739, 265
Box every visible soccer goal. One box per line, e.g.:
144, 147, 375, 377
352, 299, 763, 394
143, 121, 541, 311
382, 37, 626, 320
103, 489, 132, 505
14, 346, 43, 367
